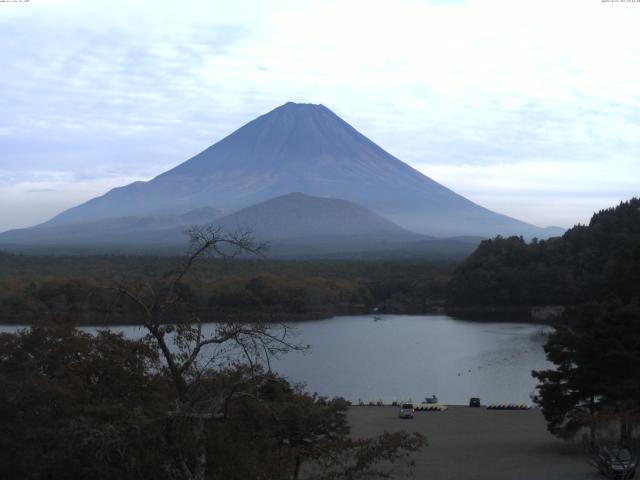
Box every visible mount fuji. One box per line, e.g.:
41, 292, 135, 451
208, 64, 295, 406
0, 102, 563, 254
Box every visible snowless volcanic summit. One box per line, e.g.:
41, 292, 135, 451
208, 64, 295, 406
45, 102, 558, 238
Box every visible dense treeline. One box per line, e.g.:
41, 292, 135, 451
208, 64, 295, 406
448, 198, 640, 307
0, 254, 455, 324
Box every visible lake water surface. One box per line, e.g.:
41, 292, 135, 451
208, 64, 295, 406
1, 314, 552, 405
271, 314, 552, 405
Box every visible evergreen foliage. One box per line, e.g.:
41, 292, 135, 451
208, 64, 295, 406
532, 302, 640, 445
448, 198, 640, 306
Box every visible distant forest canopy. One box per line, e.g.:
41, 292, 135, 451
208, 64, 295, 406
447, 198, 640, 307
0, 255, 454, 324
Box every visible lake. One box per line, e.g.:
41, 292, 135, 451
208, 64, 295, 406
1, 314, 552, 405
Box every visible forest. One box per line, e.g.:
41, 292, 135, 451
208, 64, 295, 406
447, 198, 640, 307
0, 252, 455, 325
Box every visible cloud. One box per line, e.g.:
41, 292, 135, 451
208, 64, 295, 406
25, 189, 57, 194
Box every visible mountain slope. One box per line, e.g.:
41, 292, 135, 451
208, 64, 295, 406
0, 193, 482, 258
42, 102, 560, 238
0, 207, 224, 247
217, 192, 416, 242
0, 194, 423, 253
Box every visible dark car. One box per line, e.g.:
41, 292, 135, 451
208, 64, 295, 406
469, 397, 481, 407
598, 447, 636, 479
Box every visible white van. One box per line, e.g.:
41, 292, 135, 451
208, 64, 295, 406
399, 402, 415, 419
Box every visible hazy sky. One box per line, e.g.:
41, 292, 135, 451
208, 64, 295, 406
1, 0, 638, 232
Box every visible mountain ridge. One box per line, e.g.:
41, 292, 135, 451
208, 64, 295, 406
0, 193, 482, 258
40, 102, 562, 238
217, 192, 418, 241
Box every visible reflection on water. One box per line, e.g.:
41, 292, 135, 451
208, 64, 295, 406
0, 315, 553, 405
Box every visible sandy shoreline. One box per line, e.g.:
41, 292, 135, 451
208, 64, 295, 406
347, 406, 597, 479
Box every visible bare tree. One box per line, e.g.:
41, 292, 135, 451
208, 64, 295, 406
111, 225, 303, 480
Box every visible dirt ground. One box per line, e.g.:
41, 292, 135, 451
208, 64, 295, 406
347, 406, 600, 480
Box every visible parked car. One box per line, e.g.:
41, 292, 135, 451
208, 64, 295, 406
469, 397, 481, 407
399, 403, 415, 419
597, 447, 636, 479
